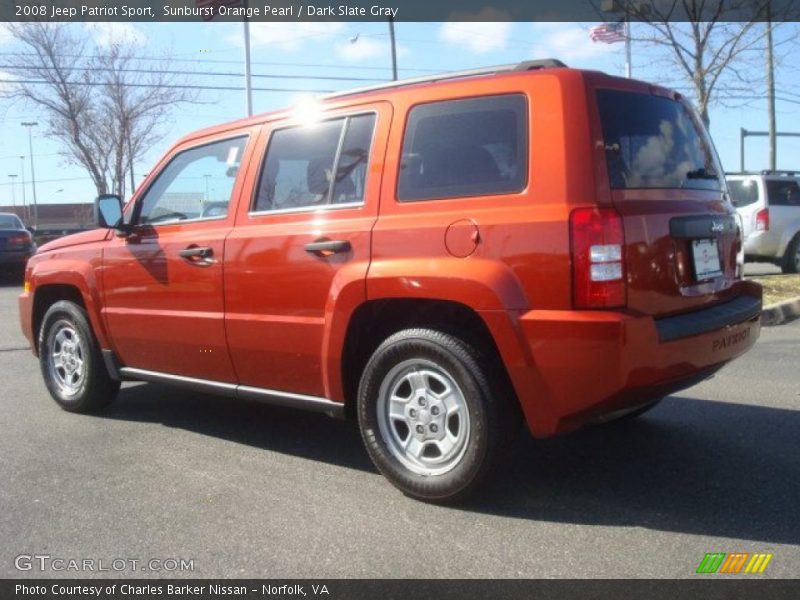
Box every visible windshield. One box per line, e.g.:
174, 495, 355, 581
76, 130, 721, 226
597, 89, 723, 191
727, 179, 761, 208
0, 214, 24, 230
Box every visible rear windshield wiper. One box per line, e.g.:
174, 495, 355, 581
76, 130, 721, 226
686, 168, 719, 180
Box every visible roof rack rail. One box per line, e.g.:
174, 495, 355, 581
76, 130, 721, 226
761, 169, 797, 176
324, 58, 567, 101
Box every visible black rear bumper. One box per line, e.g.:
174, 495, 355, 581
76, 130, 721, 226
655, 295, 762, 343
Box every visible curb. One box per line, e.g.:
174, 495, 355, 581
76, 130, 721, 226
761, 297, 800, 327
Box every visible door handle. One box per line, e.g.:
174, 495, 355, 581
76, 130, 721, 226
304, 239, 351, 257
179, 245, 215, 265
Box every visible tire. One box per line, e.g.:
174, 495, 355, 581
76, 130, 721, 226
596, 398, 662, 426
38, 300, 120, 413
357, 328, 515, 504
781, 234, 800, 274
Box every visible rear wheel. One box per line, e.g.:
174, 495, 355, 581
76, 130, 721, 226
357, 328, 515, 503
39, 300, 120, 413
781, 234, 800, 274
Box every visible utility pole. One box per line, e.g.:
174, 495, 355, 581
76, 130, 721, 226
388, 17, 398, 81
766, 1, 776, 170
21, 122, 39, 228
624, 17, 632, 78
243, 0, 253, 116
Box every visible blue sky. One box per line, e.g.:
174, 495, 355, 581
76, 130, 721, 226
1, 20, 799, 207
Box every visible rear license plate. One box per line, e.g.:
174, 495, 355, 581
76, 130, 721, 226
692, 238, 722, 280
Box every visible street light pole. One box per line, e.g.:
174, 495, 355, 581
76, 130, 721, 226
21, 122, 39, 228
19, 156, 27, 222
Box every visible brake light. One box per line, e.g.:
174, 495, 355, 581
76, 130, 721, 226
755, 208, 769, 231
570, 207, 626, 308
8, 233, 30, 248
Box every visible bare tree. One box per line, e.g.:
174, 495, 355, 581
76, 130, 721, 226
1, 23, 196, 197
605, 0, 799, 126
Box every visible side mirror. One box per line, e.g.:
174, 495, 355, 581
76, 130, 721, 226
26, 226, 36, 235
95, 194, 124, 230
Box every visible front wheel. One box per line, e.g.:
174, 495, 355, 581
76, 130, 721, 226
357, 328, 514, 503
39, 300, 120, 413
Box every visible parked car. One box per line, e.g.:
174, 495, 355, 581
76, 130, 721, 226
727, 170, 800, 273
19, 60, 762, 503
0, 212, 36, 273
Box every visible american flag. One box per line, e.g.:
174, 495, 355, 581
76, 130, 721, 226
589, 22, 626, 44
196, 0, 243, 21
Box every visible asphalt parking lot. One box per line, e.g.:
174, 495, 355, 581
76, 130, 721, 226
0, 274, 798, 579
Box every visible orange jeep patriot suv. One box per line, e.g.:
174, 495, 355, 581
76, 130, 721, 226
19, 60, 762, 502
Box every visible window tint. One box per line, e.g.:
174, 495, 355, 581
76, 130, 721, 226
597, 90, 723, 191
253, 113, 376, 213
727, 179, 760, 208
767, 180, 800, 207
397, 95, 528, 202
139, 136, 247, 225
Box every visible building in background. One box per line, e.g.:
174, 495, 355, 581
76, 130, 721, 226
0, 203, 94, 239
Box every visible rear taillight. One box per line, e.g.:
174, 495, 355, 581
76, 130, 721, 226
8, 233, 31, 248
570, 207, 626, 309
755, 208, 769, 231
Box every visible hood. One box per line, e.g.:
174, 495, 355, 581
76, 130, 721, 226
37, 228, 111, 253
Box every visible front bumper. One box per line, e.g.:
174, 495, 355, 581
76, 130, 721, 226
502, 282, 762, 436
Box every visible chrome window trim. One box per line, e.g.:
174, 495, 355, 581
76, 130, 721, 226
248, 201, 364, 218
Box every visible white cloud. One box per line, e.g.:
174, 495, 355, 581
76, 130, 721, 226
231, 22, 345, 52
438, 8, 512, 54
530, 23, 617, 63
88, 23, 147, 48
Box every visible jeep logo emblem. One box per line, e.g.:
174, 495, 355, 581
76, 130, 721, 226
711, 221, 725, 233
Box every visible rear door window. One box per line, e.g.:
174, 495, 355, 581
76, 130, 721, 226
597, 90, 722, 191
397, 94, 528, 202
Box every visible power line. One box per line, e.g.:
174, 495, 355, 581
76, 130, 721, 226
0, 79, 335, 93
0, 152, 59, 160
0, 51, 438, 73
0, 64, 387, 83
0, 175, 90, 187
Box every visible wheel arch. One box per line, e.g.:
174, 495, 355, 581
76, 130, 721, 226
338, 297, 520, 421
30, 264, 108, 354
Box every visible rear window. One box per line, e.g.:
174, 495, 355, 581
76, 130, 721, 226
0, 215, 23, 230
766, 179, 800, 207
727, 179, 761, 208
597, 90, 722, 191
397, 94, 527, 202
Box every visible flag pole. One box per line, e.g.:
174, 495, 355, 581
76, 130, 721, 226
624, 17, 632, 78
243, 0, 253, 116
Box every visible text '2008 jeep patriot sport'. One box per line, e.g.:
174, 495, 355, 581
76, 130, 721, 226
19, 60, 762, 503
